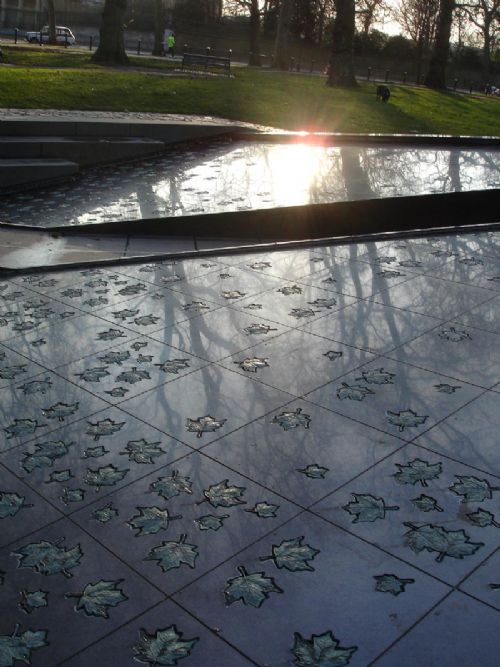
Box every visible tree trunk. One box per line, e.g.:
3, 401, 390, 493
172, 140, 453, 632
415, 37, 423, 84
91, 0, 129, 66
273, 0, 294, 70
248, 0, 261, 66
152, 0, 165, 56
482, 16, 492, 73
424, 0, 455, 89
46, 0, 56, 45
327, 0, 357, 86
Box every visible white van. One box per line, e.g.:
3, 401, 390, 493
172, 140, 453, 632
25, 26, 76, 45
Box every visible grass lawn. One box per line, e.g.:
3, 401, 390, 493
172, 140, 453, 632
1, 45, 499, 135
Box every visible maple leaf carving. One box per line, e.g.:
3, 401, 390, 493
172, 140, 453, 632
14, 537, 83, 578
297, 464, 329, 479
343, 494, 399, 523
146, 534, 198, 572
0, 625, 48, 667
96, 329, 126, 341
194, 514, 229, 531
83, 464, 129, 491
116, 367, 150, 385
92, 503, 118, 524
336, 382, 374, 401
224, 566, 283, 607
131, 341, 148, 351
260, 536, 319, 572
60, 488, 85, 505
278, 285, 303, 296
104, 387, 129, 398
324, 350, 343, 361
449, 476, 500, 503
118, 284, 147, 296
19, 590, 48, 614
155, 359, 190, 374
234, 357, 269, 373
438, 327, 471, 342
75, 367, 110, 383
150, 471, 193, 501
18, 378, 52, 396
46, 468, 73, 483
434, 383, 461, 394
22, 439, 74, 473
289, 308, 318, 319
243, 323, 278, 335
374, 574, 415, 596
133, 625, 199, 666
403, 522, 484, 562
201, 479, 246, 508
86, 419, 125, 441
272, 408, 311, 431
5, 419, 42, 440
0, 492, 33, 519
120, 439, 165, 464
183, 301, 210, 312
245, 502, 279, 518
128, 507, 182, 536
66, 579, 127, 618
307, 298, 337, 309
41, 402, 79, 422
386, 409, 428, 432
222, 290, 246, 299
378, 270, 404, 278
356, 368, 395, 385
0, 365, 27, 380
185, 415, 226, 437
291, 630, 357, 667
98, 350, 131, 366
393, 459, 442, 487
466, 509, 500, 528
411, 494, 444, 513
134, 315, 161, 327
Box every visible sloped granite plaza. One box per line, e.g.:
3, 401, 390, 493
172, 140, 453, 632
0, 229, 499, 666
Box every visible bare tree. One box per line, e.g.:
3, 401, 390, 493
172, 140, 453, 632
460, 0, 500, 72
225, 0, 263, 64
91, 0, 129, 66
393, 0, 440, 82
326, 0, 357, 86
316, 0, 336, 44
153, 0, 166, 56
274, 0, 294, 69
355, 0, 388, 36
46, 0, 56, 44
425, 0, 455, 88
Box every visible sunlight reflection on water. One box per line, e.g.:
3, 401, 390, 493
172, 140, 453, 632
1, 141, 499, 226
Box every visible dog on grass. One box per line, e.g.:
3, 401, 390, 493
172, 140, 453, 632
376, 85, 390, 102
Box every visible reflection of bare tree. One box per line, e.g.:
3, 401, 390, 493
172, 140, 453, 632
340, 147, 376, 200
1, 142, 499, 227
449, 151, 462, 192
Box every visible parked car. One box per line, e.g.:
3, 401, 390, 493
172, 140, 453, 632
25, 26, 76, 45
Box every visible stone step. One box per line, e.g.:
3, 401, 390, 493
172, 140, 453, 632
0, 158, 79, 190
0, 136, 165, 166
0, 119, 242, 143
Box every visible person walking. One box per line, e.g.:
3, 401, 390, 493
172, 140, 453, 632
167, 33, 176, 58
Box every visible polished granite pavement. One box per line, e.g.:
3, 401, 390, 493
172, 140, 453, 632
1, 140, 499, 226
0, 230, 500, 666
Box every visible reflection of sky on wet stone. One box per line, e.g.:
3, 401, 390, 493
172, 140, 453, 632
1, 141, 499, 227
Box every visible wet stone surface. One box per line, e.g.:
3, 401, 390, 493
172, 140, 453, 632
0, 140, 499, 226
0, 230, 499, 666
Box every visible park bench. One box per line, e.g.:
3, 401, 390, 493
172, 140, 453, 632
181, 51, 231, 76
